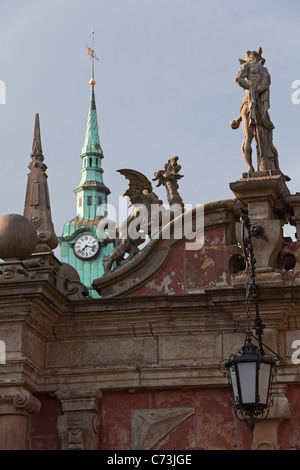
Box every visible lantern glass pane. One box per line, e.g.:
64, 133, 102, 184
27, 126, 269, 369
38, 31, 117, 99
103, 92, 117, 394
258, 362, 272, 405
229, 366, 239, 404
237, 362, 257, 404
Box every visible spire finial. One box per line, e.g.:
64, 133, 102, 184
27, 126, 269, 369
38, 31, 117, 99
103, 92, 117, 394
31, 113, 43, 157
87, 30, 99, 87
24, 113, 58, 252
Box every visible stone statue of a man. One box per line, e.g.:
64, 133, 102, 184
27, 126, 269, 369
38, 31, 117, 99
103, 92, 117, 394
231, 47, 281, 175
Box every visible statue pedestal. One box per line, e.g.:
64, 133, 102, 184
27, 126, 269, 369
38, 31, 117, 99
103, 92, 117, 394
230, 173, 289, 222
230, 174, 290, 284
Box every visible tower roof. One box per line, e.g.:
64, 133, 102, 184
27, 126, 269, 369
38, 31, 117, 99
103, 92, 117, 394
72, 31, 110, 220
81, 31, 103, 158
81, 85, 103, 157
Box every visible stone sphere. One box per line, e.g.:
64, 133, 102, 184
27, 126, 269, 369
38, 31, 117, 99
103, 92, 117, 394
0, 214, 37, 260
59, 263, 81, 281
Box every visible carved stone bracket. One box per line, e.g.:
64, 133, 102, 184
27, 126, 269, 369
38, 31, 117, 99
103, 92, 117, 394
57, 413, 100, 450
55, 389, 102, 450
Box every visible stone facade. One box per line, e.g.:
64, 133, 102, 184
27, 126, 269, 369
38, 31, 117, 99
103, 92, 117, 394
1, 170, 300, 450
0, 45, 299, 449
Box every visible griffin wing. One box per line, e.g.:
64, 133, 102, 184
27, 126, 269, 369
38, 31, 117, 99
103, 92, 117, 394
117, 169, 153, 205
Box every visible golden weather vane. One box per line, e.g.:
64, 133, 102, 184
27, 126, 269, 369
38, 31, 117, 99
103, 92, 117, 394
86, 30, 99, 86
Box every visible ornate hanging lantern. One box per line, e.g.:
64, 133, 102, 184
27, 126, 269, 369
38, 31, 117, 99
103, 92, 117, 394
220, 214, 281, 432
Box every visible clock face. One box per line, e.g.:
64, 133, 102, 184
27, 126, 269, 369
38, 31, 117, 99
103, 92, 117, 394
73, 234, 99, 260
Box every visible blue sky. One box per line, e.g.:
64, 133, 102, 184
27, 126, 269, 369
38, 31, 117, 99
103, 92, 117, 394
1, 0, 300, 257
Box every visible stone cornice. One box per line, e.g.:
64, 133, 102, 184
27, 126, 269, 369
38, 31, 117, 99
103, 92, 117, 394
0, 280, 67, 339
44, 363, 229, 393
53, 293, 236, 341
0, 278, 67, 308
206, 284, 300, 329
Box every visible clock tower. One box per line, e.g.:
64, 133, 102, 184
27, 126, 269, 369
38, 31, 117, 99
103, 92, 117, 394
59, 32, 113, 297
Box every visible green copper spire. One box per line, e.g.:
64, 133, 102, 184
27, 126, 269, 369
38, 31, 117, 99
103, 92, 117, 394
59, 31, 113, 298
82, 30, 102, 157
81, 85, 103, 157
74, 31, 110, 219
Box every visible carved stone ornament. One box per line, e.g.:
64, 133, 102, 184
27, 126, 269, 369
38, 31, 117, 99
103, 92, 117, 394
30, 216, 41, 228
57, 413, 100, 450
101, 158, 185, 274
101, 169, 163, 274
153, 156, 184, 209
132, 408, 194, 450
0, 262, 30, 281
55, 263, 90, 300
55, 389, 102, 450
13, 391, 41, 414
62, 279, 90, 300
0, 390, 41, 415
23, 252, 63, 290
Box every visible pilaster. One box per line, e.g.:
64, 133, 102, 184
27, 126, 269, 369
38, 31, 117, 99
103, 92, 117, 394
0, 387, 41, 450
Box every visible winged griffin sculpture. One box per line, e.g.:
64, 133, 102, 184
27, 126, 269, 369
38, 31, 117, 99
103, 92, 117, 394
102, 157, 184, 274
